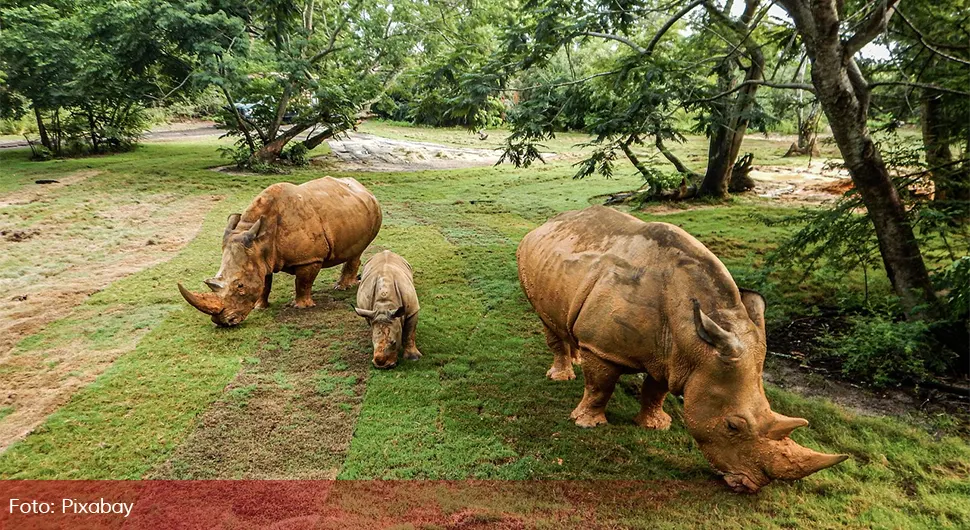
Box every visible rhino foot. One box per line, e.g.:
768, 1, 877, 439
634, 410, 672, 430
333, 279, 359, 291
293, 298, 316, 309
254, 300, 271, 309
404, 349, 423, 361
546, 366, 576, 381
570, 408, 607, 428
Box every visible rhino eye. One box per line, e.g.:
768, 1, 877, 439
725, 417, 746, 433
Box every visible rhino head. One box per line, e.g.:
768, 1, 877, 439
355, 305, 406, 369
178, 214, 271, 327
683, 290, 848, 493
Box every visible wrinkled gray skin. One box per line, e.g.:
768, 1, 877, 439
354, 250, 422, 369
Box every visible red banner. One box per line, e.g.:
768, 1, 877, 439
0, 480, 702, 528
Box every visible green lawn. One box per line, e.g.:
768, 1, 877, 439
0, 133, 966, 528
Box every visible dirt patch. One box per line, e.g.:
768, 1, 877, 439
149, 294, 372, 479
749, 162, 851, 204
0, 170, 99, 209
319, 133, 510, 172
0, 176, 219, 451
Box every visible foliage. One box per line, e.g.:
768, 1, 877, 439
203, 0, 490, 164
0, 0, 241, 157
818, 315, 947, 387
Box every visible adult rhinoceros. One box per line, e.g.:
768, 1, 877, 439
517, 205, 847, 493
179, 176, 382, 326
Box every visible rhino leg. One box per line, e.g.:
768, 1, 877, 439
255, 274, 273, 309
569, 349, 619, 428
543, 326, 575, 381
403, 313, 422, 361
334, 255, 361, 290
633, 375, 672, 430
293, 263, 321, 308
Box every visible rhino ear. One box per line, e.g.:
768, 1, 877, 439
739, 289, 766, 335
693, 299, 742, 360
223, 213, 242, 245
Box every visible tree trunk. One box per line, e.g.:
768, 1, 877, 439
255, 123, 313, 162
783, 0, 940, 319
697, 1, 765, 198
300, 127, 336, 151
33, 106, 51, 150
785, 102, 821, 157
921, 91, 968, 205
87, 111, 99, 152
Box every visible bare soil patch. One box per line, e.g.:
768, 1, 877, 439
149, 293, 372, 479
319, 132, 508, 172
0, 174, 218, 450
749, 161, 851, 204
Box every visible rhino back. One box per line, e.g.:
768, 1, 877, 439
518, 206, 744, 371
243, 177, 382, 270
357, 251, 419, 316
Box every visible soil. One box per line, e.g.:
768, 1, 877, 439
0, 172, 219, 450
318, 132, 510, 172
749, 162, 852, 204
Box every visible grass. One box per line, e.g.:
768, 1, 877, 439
0, 129, 966, 527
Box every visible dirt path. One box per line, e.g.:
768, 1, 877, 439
321, 132, 506, 171
0, 173, 220, 450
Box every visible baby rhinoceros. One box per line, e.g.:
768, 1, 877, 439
354, 251, 422, 369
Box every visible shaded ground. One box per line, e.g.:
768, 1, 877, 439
0, 169, 219, 451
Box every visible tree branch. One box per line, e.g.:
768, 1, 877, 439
895, 10, 970, 66
578, 31, 647, 55
686, 79, 815, 104
645, 0, 705, 55
308, 0, 364, 63
656, 135, 701, 178
869, 81, 970, 97
844, 0, 900, 56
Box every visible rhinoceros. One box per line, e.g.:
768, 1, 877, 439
517, 205, 847, 493
354, 250, 422, 369
179, 176, 382, 326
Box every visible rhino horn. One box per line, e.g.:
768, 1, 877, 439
354, 307, 376, 319
204, 278, 225, 292
764, 412, 810, 440
178, 283, 224, 315
764, 439, 849, 481
692, 300, 742, 358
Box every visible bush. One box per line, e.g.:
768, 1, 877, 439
817, 315, 952, 387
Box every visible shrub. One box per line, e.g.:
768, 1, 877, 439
818, 315, 952, 387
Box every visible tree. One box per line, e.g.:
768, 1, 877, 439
771, 0, 946, 318
0, 0, 241, 156
207, 0, 454, 166
457, 0, 801, 199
